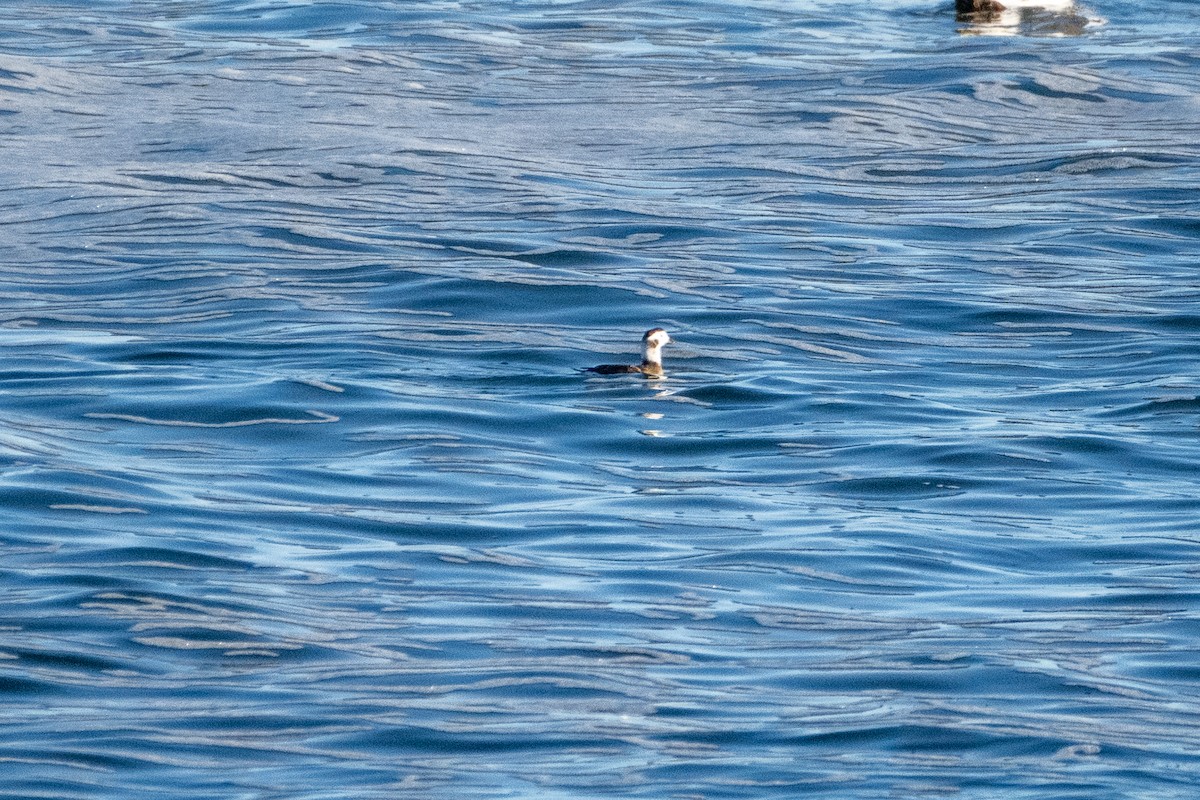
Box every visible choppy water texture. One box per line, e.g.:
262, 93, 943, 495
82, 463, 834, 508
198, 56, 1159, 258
3, 1, 1200, 797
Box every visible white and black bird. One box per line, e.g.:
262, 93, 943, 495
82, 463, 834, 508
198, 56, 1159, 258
585, 328, 672, 377
956, 0, 1075, 20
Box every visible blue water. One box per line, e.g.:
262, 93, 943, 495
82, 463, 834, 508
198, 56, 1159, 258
3, 0, 1200, 797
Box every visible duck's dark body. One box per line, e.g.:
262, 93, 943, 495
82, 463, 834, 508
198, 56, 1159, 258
586, 362, 660, 376
957, 0, 1007, 11
586, 363, 644, 375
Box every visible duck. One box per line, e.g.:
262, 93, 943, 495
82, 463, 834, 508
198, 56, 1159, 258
585, 328, 672, 377
956, 0, 1075, 21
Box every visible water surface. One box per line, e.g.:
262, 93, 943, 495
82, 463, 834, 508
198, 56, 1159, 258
3, 1, 1200, 798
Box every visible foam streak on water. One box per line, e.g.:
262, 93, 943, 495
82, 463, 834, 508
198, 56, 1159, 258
3, 1, 1200, 798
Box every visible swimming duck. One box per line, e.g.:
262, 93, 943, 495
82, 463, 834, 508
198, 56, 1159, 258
957, 0, 1074, 21
585, 328, 672, 377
